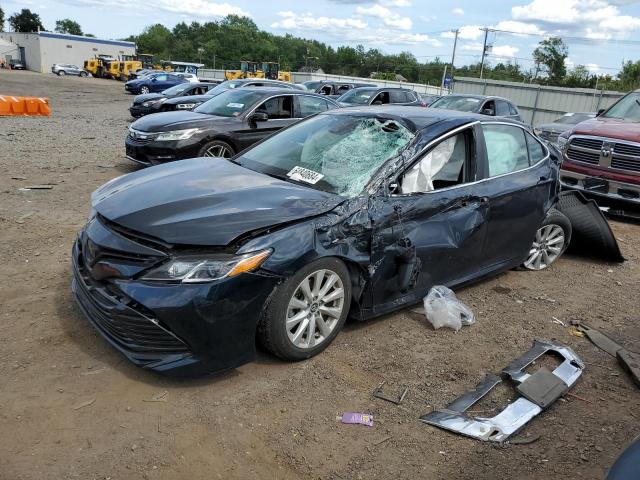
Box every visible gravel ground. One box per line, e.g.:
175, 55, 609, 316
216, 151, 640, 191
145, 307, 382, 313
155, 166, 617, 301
0, 69, 639, 480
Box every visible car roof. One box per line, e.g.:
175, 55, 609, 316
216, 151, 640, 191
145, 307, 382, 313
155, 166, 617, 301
348, 86, 414, 92
239, 87, 333, 97
322, 105, 524, 130
441, 94, 513, 102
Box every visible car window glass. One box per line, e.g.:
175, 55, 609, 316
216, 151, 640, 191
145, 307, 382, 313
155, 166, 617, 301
256, 96, 293, 119
509, 103, 519, 115
525, 132, 545, 164
482, 100, 496, 115
297, 96, 331, 117
389, 90, 405, 103
156, 74, 167, 81
496, 100, 510, 116
401, 132, 467, 193
320, 85, 333, 95
483, 124, 529, 176
373, 92, 390, 104
336, 85, 350, 95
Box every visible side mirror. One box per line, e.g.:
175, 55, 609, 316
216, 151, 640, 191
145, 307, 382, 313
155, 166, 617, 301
151, 78, 157, 82
388, 181, 399, 194
250, 112, 269, 123
481, 108, 495, 116
596, 108, 605, 117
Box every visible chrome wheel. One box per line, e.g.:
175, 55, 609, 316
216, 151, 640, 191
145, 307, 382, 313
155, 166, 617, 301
286, 269, 345, 349
524, 224, 565, 270
140, 86, 149, 94
203, 144, 232, 158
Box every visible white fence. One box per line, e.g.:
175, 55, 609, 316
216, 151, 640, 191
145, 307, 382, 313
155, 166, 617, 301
198, 68, 444, 95
451, 77, 625, 126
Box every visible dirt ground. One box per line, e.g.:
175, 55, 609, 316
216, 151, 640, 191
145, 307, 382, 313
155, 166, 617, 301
0, 69, 639, 480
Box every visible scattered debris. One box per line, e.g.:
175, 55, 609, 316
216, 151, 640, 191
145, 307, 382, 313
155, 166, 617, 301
423, 285, 475, 332
97, 164, 115, 168
420, 339, 584, 442
72, 398, 96, 410
338, 413, 374, 426
19, 185, 54, 191
506, 434, 541, 445
11, 176, 26, 180
565, 392, 592, 404
492, 285, 511, 295
373, 436, 392, 446
551, 317, 566, 327
143, 390, 168, 402
569, 329, 585, 337
81, 367, 107, 376
372, 381, 408, 405
578, 323, 640, 388
15, 212, 34, 224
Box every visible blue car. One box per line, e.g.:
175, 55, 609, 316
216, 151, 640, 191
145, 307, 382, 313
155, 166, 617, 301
124, 72, 188, 95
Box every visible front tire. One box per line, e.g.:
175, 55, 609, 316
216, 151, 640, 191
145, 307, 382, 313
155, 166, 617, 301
521, 209, 572, 271
258, 257, 352, 361
58, 70, 66, 76
140, 86, 150, 94
79, 71, 87, 77
198, 140, 235, 158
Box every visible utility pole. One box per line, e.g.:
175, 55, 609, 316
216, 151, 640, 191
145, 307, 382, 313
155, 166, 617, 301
479, 27, 489, 79
441, 29, 459, 92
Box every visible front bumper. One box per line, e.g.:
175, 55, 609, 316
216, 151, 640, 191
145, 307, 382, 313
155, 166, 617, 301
71, 235, 279, 376
125, 136, 203, 166
129, 104, 157, 117
560, 165, 640, 218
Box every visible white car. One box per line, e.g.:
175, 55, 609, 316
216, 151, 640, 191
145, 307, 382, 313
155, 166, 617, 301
174, 72, 200, 84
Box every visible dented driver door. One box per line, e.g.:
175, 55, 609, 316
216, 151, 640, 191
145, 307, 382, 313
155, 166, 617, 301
368, 125, 490, 313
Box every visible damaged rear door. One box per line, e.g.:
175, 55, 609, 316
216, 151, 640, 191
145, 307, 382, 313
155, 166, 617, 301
368, 123, 489, 313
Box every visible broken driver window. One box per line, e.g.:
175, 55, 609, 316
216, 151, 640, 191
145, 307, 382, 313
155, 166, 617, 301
400, 132, 468, 194
238, 114, 415, 197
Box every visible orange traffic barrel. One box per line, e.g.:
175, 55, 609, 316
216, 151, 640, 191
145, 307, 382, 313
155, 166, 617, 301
0, 96, 51, 116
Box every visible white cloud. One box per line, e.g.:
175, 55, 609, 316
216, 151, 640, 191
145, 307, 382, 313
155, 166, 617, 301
585, 62, 602, 73
452, 7, 464, 15
356, 4, 412, 30
494, 20, 544, 35
460, 42, 483, 52
441, 25, 483, 40
272, 11, 367, 32
511, 0, 640, 37
491, 45, 520, 57
60, 0, 249, 17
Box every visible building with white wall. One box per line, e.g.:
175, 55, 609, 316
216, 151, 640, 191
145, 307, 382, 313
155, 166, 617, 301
0, 31, 136, 72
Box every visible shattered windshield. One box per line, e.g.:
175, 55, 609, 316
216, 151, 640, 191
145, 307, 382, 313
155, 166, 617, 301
430, 96, 481, 112
602, 92, 640, 121
193, 89, 264, 117
338, 88, 377, 105
237, 114, 416, 197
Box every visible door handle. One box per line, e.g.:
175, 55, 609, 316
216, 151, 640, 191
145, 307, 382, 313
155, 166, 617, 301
461, 196, 488, 207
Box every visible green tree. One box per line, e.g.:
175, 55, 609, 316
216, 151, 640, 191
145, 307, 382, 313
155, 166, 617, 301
8, 8, 44, 32
0, 6, 5, 31
617, 60, 640, 90
55, 18, 82, 35
532, 37, 568, 83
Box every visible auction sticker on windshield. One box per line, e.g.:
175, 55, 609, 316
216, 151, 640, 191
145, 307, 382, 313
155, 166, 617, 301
287, 166, 324, 184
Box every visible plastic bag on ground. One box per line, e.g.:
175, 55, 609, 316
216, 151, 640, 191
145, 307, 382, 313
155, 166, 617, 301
423, 285, 475, 332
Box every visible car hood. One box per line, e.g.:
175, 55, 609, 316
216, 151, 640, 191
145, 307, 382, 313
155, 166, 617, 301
133, 93, 164, 104
570, 117, 640, 143
163, 94, 212, 105
130, 111, 232, 132
91, 158, 342, 246
539, 122, 572, 133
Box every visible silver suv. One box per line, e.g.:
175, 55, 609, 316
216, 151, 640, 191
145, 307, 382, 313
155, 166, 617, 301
52, 64, 88, 77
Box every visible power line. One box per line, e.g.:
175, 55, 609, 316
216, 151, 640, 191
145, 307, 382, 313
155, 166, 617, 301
489, 27, 640, 46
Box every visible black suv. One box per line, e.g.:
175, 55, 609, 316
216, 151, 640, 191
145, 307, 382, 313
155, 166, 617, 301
125, 88, 340, 166
302, 80, 376, 98
337, 87, 425, 107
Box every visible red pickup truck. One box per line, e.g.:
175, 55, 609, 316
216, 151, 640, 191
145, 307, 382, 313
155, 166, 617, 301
559, 89, 640, 215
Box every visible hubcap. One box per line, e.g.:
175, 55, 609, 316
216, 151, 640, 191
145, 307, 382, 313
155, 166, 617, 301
204, 144, 232, 158
286, 269, 345, 350
141, 87, 149, 94
524, 224, 565, 270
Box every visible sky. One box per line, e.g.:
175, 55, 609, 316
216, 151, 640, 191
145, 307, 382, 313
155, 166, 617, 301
4, 0, 640, 74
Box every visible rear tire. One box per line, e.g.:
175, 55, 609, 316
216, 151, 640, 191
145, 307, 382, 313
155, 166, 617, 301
257, 257, 351, 361
198, 140, 235, 158
79, 71, 87, 77
521, 209, 572, 271
58, 70, 66, 76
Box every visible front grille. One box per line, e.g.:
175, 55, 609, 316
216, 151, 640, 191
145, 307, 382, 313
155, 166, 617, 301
611, 156, 640, 172
74, 246, 189, 355
571, 137, 604, 150
614, 142, 640, 157
566, 147, 600, 165
126, 134, 153, 146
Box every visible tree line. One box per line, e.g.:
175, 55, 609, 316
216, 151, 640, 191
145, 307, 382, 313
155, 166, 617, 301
3, 8, 640, 91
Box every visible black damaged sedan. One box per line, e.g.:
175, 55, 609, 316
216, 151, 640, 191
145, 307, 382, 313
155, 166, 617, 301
74, 107, 575, 376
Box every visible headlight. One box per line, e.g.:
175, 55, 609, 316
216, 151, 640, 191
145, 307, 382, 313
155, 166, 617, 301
142, 98, 166, 107
557, 135, 569, 150
176, 103, 196, 109
141, 249, 272, 283
155, 128, 200, 141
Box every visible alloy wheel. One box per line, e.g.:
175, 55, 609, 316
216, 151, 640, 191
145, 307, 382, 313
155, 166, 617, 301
286, 269, 345, 349
140, 86, 150, 94
204, 144, 232, 158
524, 224, 565, 270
